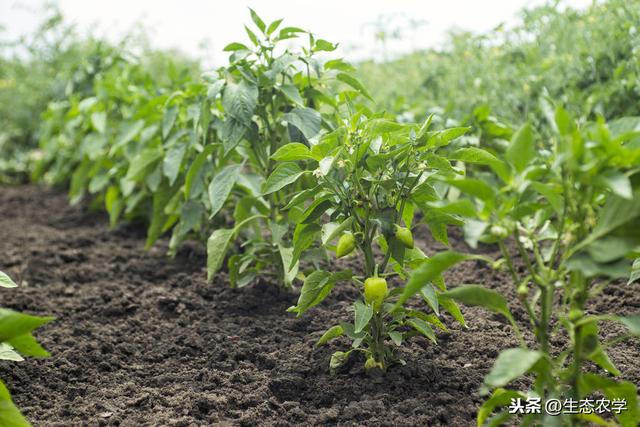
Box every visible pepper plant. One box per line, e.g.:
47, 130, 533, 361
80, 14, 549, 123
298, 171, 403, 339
283, 110, 485, 371
204, 10, 371, 288
0, 270, 54, 426
434, 109, 640, 426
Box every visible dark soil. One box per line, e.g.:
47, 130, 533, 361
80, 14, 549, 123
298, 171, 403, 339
0, 185, 638, 426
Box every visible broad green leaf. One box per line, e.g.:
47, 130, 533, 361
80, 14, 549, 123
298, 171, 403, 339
442, 285, 513, 320
7, 333, 50, 357
0, 380, 30, 427
206, 229, 235, 282
248, 8, 266, 32
0, 344, 23, 362
450, 147, 511, 183
0, 272, 17, 289
600, 170, 633, 200
629, 258, 640, 285
90, 111, 106, 133
125, 147, 163, 182
438, 295, 466, 326
184, 145, 216, 198
208, 164, 242, 219
114, 120, 145, 149
446, 178, 495, 204
263, 162, 305, 194
266, 19, 283, 35
223, 42, 250, 51
290, 223, 321, 270
0, 309, 54, 343
163, 143, 186, 186
278, 245, 298, 286
353, 301, 373, 334
406, 318, 437, 344
316, 325, 343, 346
321, 217, 354, 245
484, 348, 543, 388
288, 270, 351, 315
162, 107, 178, 140
616, 315, 640, 336
271, 143, 314, 161
477, 388, 523, 427
284, 107, 322, 140
505, 123, 534, 173
420, 284, 439, 315
222, 81, 258, 122
336, 73, 372, 100
394, 251, 480, 309
280, 84, 304, 107
145, 182, 174, 249
581, 374, 638, 427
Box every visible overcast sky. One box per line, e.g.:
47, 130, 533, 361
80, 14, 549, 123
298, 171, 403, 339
1, 0, 592, 65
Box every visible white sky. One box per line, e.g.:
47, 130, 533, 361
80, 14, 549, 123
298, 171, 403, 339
1, 0, 592, 66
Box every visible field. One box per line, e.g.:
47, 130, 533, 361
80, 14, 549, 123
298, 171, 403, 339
1, 2, 640, 426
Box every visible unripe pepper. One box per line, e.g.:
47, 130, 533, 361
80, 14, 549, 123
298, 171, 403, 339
395, 225, 414, 249
336, 233, 356, 258
364, 276, 387, 311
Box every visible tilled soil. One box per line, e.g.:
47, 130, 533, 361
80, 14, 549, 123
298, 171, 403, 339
0, 184, 638, 426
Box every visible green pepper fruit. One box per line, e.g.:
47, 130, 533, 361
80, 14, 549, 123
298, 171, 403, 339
364, 357, 384, 371
568, 308, 584, 322
394, 225, 414, 249
336, 233, 356, 258
364, 276, 387, 311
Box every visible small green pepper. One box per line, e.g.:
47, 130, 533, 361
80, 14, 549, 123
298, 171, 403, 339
336, 233, 356, 258
364, 276, 388, 311
395, 225, 414, 249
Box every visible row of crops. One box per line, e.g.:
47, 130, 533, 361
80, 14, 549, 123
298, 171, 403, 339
1, 3, 639, 426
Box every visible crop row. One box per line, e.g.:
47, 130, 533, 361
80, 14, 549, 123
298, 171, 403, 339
4, 10, 640, 426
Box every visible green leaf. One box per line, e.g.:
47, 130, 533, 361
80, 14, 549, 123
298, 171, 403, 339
7, 333, 50, 357
222, 81, 258, 123
248, 8, 266, 33
484, 348, 543, 388
163, 143, 186, 186
629, 258, 640, 285
406, 318, 437, 344
0, 272, 17, 289
616, 315, 640, 336
208, 164, 242, 219
321, 217, 354, 245
90, 111, 106, 133
263, 162, 305, 195
162, 107, 178, 140
280, 84, 305, 107
316, 325, 343, 346
290, 223, 321, 270
446, 178, 496, 205
288, 270, 351, 315
353, 301, 373, 334
0, 380, 30, 427
581, 374, 638, 427
477, 388, 523, 427
442, 285, 513, 320
278, 244, 298, 286
184, 145, 216, 199
125, 147, 163, 182
0, 344, 23, 362
420, 284, 439, 315
600, 170, 633, 200
223, 42, 250, 52
336, 73, 372, 100
145, 182, 174, 249
284, 107, 322, 140
394, 251, 479, 309
266, 19, 283, 35
505, 123, 534, 173
450, 147, 511, 183
314, 39, 337, 52
206, 229, 235, 282
271, 143, 314, 161
0, 309, 54, 343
